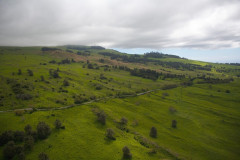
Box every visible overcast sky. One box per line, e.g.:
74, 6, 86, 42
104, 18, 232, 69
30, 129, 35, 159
0, 0, 240, 62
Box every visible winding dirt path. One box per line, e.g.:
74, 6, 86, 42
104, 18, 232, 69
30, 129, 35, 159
0, 88, 163, 113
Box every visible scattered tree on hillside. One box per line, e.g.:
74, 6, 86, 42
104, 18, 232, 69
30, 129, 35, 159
40, 75, 45, 81
54, 119, 62, 129
13, 130, 25, 142
149, 127, 157, 138
0, 130, 14, 146
24, 136, 34, 151
172, 120, 177, 128
27, 69, 33, 76
24, 124, 32, 135
96, 111, 106, 125
120, 117, 128, 125
106, 128, 115, 140
37, 122, 51, 139
18, 69, 22, 75
63, 79, 69, 86
3, 141, 16, 159
39, 152, 49, 160
122, 146, 132, 159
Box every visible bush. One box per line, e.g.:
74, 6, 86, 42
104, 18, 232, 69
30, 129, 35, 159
122, 146, 132, 159
24, 136, 34, 151
120, 117, 128, 125
0, 130, 14, 146
54, 119, 62, 129
37, 122, 51, 139
14, 131, 25, 142
3, 141, 16, 159
15, 109, 25, 116
226, 90, 230, 93
27, 69, 33, 76
106, 128, 115, 140
169, 106, 177, 113
96, 111, 106, 125
40, 75, 45, 81
63, 79, 69, 86
24, 124, 32, 135
172, 120, 177, 128
18, 69, 22, 75
149, 127, 157, 138
39, 152, 49, 160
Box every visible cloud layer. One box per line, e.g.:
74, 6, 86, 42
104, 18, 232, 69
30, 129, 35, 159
0, 0, 239, 49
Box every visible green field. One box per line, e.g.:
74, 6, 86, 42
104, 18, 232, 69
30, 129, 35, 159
0, 46, 239, 160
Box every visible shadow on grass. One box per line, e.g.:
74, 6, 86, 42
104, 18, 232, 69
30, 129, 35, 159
104, 137, 115, 145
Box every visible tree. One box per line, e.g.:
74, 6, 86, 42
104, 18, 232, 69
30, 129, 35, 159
24, 124, 32, 135
149, 127, 157, 138
40, 75, 45, 81
18, 69, 22, 75
63, 79, 69, 86
24, 136, 34, 151
96, 111, 106, 125
14, 130, 25, 142
54, 119, 62, 129
37, 122, 51, 139
120, 117, 128, 125
0, 130, 14, 146
122, 146, 132, 159
172, 120, 177, 128
39, 152, 49, 160
3, 141, 16, 159
27, 69, 33, 76
106, 128, 115, 140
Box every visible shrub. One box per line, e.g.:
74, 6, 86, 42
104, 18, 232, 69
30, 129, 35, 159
16, 94, 33, 100
37, 122, 51, 139
24, 136, 34, 151
27, 69, 33, 76
24, 124, 32, 135
54, 119, 62, 129
172, 120, 177, 128
14, 131, 25, 142
0, 130, 14, 146
120, 117, 128, 125
169, 106, 177, 113
39, 152, 49, 160
15, 109, 25, 116
149, 127, 157, 138
63, 79, 69, 86
40, 75, 45, 81
106, 128, 115, 140
122, 146, 132, 159
18, 69, 22, 75
3, 141, 16, 159
226, 90, 230, 93
96, 111, 106, 125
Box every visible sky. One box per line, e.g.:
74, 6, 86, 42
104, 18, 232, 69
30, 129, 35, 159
0, 0, 240, 62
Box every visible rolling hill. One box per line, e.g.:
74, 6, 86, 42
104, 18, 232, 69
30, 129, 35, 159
0, 46, 239, 160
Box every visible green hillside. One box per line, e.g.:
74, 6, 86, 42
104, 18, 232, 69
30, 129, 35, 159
0, 46, 239, 160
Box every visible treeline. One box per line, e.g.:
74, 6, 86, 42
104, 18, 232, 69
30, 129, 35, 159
115, 65, 185, 81
49, 58, 75, 65
66, 45, 105, 50
41, 47, 61, 52
98, 52, 212, 71
143, 52, 180, 59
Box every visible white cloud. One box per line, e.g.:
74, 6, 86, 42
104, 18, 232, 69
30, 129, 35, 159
0, 0, 239, 49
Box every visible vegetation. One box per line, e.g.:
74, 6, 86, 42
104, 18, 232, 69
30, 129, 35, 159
149, 127, 157, 138
0, 46, 239, 160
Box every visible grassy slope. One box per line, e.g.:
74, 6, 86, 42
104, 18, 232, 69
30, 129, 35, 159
0, 46, 239, 160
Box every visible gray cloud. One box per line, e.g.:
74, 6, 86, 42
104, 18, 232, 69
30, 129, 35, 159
0, 0, 239, 49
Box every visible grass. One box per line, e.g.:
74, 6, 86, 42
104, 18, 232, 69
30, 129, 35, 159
0, 46, 239, 160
